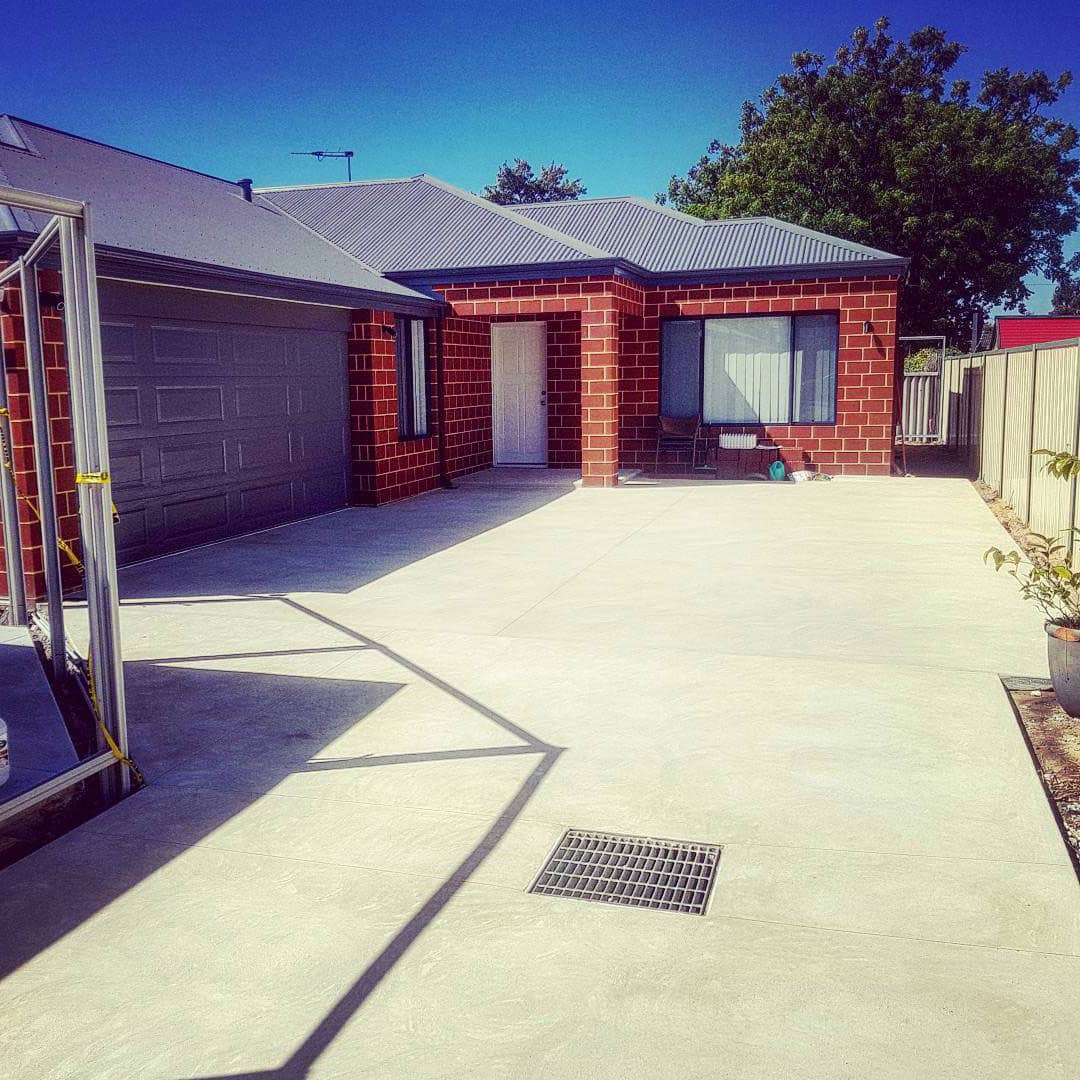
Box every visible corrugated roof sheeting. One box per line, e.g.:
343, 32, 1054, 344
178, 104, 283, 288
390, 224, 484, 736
996, 317, 1080, 348
263, 178, 595, 273
0, 117, 427, 302
514, 198, 900, 274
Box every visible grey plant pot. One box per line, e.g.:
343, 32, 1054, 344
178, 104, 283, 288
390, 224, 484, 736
1045, 622, 1080, 717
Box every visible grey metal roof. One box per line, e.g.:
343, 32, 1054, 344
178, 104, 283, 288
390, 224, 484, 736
512, 197, 905, 276
0, 116, 435, 312
259, 176, 608, 274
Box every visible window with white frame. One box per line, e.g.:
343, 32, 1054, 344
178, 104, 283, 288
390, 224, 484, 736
395, 317, 429, 438
660, 313, 839, 425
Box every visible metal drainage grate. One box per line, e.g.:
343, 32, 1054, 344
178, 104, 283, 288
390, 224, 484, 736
528, 829, 721, 916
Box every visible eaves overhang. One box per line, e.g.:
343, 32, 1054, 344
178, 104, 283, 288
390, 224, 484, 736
387, 257, 642, 287
1, 234, 445, 315
641, 257, 910, 287
389, 255, 909, 291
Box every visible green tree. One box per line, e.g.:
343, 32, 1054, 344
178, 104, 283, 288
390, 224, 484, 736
663, 18, 1080, 340
1051, 255, 1080, 314
483, 159, 586, 205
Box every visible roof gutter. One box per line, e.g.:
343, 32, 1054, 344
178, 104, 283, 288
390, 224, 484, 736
634, 257, 910, 287
389, 256, 909, 291
1, 234, 444, 315
387, 257, 643, 287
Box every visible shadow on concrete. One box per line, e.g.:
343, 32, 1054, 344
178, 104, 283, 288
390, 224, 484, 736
114, 486, 569, 601
0, 586, 563, 1080
898, 443, 978, 479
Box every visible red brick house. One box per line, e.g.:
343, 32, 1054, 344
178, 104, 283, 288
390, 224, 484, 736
1, 117, 904, 591
262, 178, 905, 499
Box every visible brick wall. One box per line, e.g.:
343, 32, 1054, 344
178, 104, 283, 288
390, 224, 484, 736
347, 309, 442, 505
442, 314, 494, 478
434, 276, 643, 486
630, 275, 901, 475
0, 268, 79, 604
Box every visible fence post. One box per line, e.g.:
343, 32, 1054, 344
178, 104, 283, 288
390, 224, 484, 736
999, 352, 1009, 494
1024, 344, 1039, 522
1069, 346, 1080, 560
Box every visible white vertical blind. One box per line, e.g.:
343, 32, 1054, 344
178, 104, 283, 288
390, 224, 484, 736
411, 319, 428, 435
703, 316, 790, 423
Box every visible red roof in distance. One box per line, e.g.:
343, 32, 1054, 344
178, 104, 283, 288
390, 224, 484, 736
996, 316, 1080, 348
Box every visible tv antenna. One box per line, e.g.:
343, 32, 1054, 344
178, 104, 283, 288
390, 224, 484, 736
290, 149, 355, 181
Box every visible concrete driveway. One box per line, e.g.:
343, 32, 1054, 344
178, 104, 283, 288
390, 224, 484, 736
1, 474, 1078, 1079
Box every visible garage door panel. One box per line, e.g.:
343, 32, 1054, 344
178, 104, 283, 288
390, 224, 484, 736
237, 428, 294, 471
157, 437, 229, 485
114, 507, 150, 561
104, 385, 142, 428
239, 481, 296, 525
151, 324, 220, 365
298, 425, 347, 467
302, 471, 347, 513
294, 379, 346, 418
101, 293, 349, 563
235, 382, 290, 420
153, 385, 226, 425
109, 446, 147, 488
230, 329, 290, 370
161, 492, 230, 540
100, 321, 137, 364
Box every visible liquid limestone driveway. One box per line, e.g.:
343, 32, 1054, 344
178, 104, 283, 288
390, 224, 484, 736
2, 476, 1078, 1079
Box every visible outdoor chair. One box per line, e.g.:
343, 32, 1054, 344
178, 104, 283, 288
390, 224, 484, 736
654, 415, 702, 474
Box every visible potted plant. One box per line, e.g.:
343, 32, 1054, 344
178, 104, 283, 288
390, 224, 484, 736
986, 449, 1080, 716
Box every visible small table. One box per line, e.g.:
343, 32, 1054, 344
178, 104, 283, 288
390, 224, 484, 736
708, 442, 790, 480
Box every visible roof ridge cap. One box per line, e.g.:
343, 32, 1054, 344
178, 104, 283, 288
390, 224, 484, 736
256, 177, 414, 193
253, 195, 390, 277
3, 114, 247, 191
414, 175, 617, 261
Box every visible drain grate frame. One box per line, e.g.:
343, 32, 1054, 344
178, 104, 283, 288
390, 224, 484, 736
528, 828, 721, 916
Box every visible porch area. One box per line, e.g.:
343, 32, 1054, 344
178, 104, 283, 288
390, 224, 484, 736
1, 475, 1076, 1078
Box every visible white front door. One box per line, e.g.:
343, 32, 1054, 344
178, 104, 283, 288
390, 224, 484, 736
492, 322, 548, 464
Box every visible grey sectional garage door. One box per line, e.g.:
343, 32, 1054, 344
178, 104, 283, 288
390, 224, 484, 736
98, 283, 350, 564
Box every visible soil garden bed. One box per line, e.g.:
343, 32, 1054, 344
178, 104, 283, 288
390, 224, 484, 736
976, 480, 1080, 873
1006, 682, 1080, 871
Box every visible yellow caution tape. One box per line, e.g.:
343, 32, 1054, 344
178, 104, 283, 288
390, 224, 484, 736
1, 407, 141, 784
87, 650, 144, 785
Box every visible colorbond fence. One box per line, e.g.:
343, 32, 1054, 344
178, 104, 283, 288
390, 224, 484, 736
900, 371, 940, 442
944, 337, 1080, 550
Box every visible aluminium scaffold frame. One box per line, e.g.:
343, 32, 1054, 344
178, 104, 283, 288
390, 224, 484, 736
0, 184, 129, 823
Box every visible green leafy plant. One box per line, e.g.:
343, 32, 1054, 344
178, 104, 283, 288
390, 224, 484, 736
985, 532, 1080, 628
1034, 448, 1080, 480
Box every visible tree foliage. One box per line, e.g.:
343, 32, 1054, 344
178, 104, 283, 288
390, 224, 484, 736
903, 344, 960, 372
663, 18, 1080, 340
483, 159, 586, 205
1052, 255, 1080, 314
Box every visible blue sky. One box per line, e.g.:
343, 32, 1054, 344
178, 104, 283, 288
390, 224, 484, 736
10, 0, 1080, 310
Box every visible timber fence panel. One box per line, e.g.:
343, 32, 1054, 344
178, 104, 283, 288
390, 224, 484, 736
901, 372, 940, 442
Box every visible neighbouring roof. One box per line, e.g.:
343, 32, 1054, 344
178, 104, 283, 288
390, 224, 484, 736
0, 116, 437, 313
513, 197, 906, 277
261, 180, 907, 283
995, 315, 1080, 349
